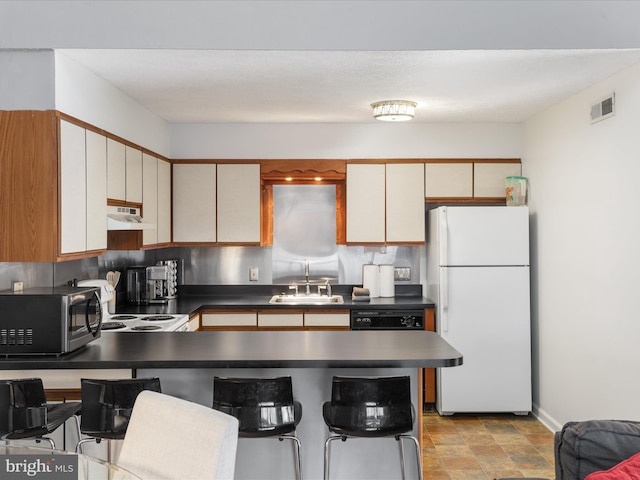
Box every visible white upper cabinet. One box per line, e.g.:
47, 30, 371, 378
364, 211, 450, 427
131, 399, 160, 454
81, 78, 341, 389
173, 163, 217, 243
142, 155, 172, 246
386, 163, 425, 243
85, 130, 107, 251
157, 159, 172, 244
346, 164, 386, 243
474, 163, 522, 198
106, 138, 126, 201
217, 164, 261, 243
60, 120, 86, 254
60, 120, 107, 255
142, 153, 158, 246
425, 163, 473, 198
347, 163, 425, 244
125, 146, 143, 203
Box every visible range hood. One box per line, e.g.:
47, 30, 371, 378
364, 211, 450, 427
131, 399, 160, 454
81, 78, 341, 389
107, 206, 156, 230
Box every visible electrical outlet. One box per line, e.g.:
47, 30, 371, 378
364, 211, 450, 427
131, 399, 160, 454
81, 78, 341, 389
12, 281, 24, 292
249, 267, 259, 282
394, 267, 411, 281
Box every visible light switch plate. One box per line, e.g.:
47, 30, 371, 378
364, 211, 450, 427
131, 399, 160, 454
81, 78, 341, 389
249, 267, 259, 282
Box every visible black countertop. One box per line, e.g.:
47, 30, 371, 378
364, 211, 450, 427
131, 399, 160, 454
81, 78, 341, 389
0, 331, 462, 370
115, 284, 435, 316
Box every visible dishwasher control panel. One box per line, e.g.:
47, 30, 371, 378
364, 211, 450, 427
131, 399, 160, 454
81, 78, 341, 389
350, 310, 424, 330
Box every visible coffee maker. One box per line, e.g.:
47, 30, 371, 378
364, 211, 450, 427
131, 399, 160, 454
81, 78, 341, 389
126, 260, 180, 305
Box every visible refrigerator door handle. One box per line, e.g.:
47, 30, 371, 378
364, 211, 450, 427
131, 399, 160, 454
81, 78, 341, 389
440, 267, 449, 332
439, 207, 448, 266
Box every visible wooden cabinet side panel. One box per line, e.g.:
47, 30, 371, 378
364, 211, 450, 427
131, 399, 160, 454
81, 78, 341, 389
0, 111, 58, 261
424, 307, 436, 403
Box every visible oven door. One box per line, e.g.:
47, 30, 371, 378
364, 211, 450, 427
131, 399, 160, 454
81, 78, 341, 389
67, 289, 102, 351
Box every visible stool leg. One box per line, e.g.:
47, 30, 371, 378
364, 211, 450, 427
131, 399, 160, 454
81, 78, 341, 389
279, 434, 303, 480
324, 435, 342, 480
397, 435, 407, 480
399, 434, 423, 480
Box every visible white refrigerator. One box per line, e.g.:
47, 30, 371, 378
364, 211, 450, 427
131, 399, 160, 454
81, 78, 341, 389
426, 206, 532, 415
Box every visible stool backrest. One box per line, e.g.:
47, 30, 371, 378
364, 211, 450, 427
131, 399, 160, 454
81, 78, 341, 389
212, 376, 297, 434
80, 377, 161, 435
327, 376, 414, 433
0, 378, 47, 436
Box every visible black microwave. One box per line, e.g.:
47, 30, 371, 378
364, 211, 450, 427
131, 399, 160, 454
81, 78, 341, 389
0, 286, 102, 355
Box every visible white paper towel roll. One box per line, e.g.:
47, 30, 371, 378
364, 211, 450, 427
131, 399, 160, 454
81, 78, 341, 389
362, 264, 380, 298
379, 264, 395, 298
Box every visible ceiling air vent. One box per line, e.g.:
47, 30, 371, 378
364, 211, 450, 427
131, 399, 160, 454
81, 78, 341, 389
591, 93, 615, 124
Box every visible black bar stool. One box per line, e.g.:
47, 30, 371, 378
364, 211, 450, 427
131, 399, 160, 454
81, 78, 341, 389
76, 377, 161, 457
212, 376, 303, 480
322, 375, 422, 480
0, 378, 81, 450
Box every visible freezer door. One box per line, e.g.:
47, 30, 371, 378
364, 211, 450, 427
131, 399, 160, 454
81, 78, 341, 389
436, 266, 531, 414
436, 206, 529, 266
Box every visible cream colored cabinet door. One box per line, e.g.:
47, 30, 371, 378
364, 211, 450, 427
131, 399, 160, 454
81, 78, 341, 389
474, 163, 522, 198
125, 145, 143, 203
85, 130, 107, 251
425, 163, 473, 198
173, 164, 217, 243
217, 164, 261, 243
157, 159, 172, 244
107, 138, 126, 201
258, 312, 304, 328
386, 163, 425, 243
201, 312, 257, 328
346, 164, 386, 243
142, 153, 158, 246
60, 121, 107, 254
60, 120, 87, 254
304, 312, 350, 328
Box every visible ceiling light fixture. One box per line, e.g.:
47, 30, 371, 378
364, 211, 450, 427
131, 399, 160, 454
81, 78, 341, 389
371, 100, 417, 122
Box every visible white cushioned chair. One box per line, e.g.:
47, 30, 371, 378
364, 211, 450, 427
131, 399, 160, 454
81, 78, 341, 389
117, 391, 239, 480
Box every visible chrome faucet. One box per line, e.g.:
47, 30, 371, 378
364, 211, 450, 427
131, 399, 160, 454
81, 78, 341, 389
304, 260, 311, 296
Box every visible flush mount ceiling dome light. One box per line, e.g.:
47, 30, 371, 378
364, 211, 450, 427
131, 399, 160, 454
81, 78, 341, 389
371, 100, 417, 121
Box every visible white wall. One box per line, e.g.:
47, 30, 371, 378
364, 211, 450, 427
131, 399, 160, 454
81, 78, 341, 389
0, 50, 55, 109
524, 62, 640, 429
171, 122, 522, 159
54, 53, 171, 156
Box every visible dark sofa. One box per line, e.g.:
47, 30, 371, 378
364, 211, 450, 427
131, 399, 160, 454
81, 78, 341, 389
554, 420, 640, 479
498, 419, 640, 480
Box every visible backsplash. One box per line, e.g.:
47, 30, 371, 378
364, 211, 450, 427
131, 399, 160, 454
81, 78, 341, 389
0, 245, 420, 291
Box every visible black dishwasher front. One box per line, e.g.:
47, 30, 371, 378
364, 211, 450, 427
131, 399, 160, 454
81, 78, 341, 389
350, 309, 424, 330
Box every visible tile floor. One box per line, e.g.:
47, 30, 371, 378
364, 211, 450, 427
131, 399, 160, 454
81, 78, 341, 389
422, 411, 556, 479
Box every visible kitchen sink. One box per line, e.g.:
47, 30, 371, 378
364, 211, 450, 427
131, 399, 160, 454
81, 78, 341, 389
269, 294, 344, 305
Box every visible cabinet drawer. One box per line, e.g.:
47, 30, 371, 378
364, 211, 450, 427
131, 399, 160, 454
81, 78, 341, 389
258, 313, 304, 327
201, 312, 257, 327
304, 313, 350, 327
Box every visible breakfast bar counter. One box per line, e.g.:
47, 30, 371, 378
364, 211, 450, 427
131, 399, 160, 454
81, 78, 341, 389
0, 330, 462, 369
1, 331, 462, 480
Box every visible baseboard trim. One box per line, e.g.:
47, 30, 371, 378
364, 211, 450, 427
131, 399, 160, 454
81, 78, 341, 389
533, 402, 563, 432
